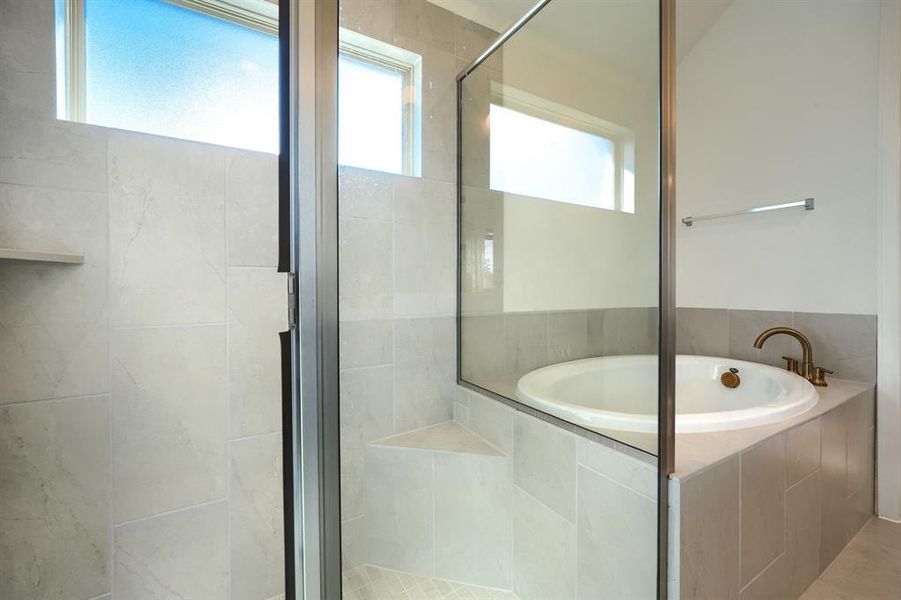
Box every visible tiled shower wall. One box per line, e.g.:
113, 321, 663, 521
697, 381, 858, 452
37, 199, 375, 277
336, 0, 504, 568
0, 1, 284, 598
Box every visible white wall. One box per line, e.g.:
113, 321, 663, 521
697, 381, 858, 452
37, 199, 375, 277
676, 0, 882, 314
496, 6, 660, 312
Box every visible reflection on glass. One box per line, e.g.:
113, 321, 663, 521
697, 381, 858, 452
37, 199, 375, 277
459, 0, 660, 455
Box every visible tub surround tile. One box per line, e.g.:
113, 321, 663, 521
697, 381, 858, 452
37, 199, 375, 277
229, 433, 284, 600
676, 307, 729, 357
786, 472, 823, 598
114, 501, 228, 600
513, 413, 576, 523
740, 555, 787, 600
228, 268, 286, 438
820, 405, 849, 571
111, 325, 227, 522
504, 312, 549, 377
109, 132, 226, 327
547, 311, 591, 363
576, 466, 656, 599
680, 456, 740, 600
577, 438, 657, 501
512, 486, 576, 600
226, 150, 278, 267
845, 392, 874, 496
792, 312, 877, 382
593, 307, 657, 356
468, 386, 515, 456
460, 313, 505, 381
786, 418, 821, 487
0, 395, 110, 600
740, 435, 786, 586
728, 309, 794, 367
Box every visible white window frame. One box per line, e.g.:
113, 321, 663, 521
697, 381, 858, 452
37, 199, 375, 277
489, 82, 636, 213
338, 28, 422, 176
57, 1, 422, 174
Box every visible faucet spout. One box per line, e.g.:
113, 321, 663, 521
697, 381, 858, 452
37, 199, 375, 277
753, 326, 814, 378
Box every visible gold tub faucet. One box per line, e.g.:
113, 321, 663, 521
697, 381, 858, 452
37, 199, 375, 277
753, 326, 833, 386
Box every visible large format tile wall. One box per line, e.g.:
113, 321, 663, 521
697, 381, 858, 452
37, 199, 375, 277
677, 389, 875, 600
0, 1, 284, 598
461, 306, 876, 391
336, 0, 504, 569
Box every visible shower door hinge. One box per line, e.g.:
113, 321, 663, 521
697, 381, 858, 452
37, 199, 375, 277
286, 272, 297, 330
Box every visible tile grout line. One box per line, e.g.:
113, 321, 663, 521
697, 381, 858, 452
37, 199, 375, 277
113, 497, 227, 529
106, 132, 115, 599
224, 152, 232, 600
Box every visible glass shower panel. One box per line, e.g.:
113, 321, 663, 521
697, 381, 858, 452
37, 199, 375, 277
459, 0, 662, 457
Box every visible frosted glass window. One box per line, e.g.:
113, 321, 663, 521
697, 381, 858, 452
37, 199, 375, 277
338, 56, 405, 174
83, 0, 278, 153
489, 104, 618, 210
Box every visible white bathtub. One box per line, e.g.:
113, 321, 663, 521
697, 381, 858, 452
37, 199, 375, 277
515, 355, 818, 433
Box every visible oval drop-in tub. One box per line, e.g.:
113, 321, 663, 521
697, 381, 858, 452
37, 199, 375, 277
515, 355, 818, 433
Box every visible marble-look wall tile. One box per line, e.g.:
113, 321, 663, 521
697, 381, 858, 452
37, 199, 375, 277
0, 395, 110, 600
339, 166, 393, 221
109, 132, 226, 326
435, 453, 512, 588
226, 150, 278, 267
228, 267, 286, 438
340, 365, 394, 519
339, 319, 393, 369
339, 0, 396, 43
393, 176, 456, 316
112, 325, 227, 522
547, 311, 591, 363
786, 472, 822, 599
512, 486, 576, 600
505, 312, 549, 376
786, 418, 820, 487
0, 0, 54, 74
0, 184, 108, 404
341, 515, 366, 570
576, 438, 657, 500
513, 413, 576, 522
739, 555, 787, 600
0, 119, 108, 193
394, 316, 454, 431
793, 313, 876, 382
114, 501, 228, 599
365, 446, 434, 574
820, 405, 849, 570
339, 217, 393, 321
676, 307, 729, 357
460, 313, 505, 381
230, 433, 284, 600
453, 15, 501, 68
680, 456, 740, 600
468, 388, 515, 456
728, 310, 794, 367
395, 0, 455, 53
739, 434, 786, 586
590, 307, 657, 356
576, 466, 656, 599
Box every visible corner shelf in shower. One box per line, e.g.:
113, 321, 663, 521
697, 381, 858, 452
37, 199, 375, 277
0, 248, 84, 264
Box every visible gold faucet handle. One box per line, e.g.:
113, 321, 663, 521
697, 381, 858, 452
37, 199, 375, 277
781, 356, 800, 374
811, 366, 834, 387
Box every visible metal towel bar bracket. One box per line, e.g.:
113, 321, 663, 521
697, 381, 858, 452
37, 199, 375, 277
681, 197, 814, 227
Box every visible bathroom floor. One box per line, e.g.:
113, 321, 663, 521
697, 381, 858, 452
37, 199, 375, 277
800, 517, 901, 599
342, 565, 520, 600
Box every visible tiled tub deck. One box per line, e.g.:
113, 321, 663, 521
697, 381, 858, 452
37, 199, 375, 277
344, 379, 874, 600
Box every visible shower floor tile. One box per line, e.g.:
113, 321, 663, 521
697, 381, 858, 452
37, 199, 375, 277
342, 565, 519, 600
